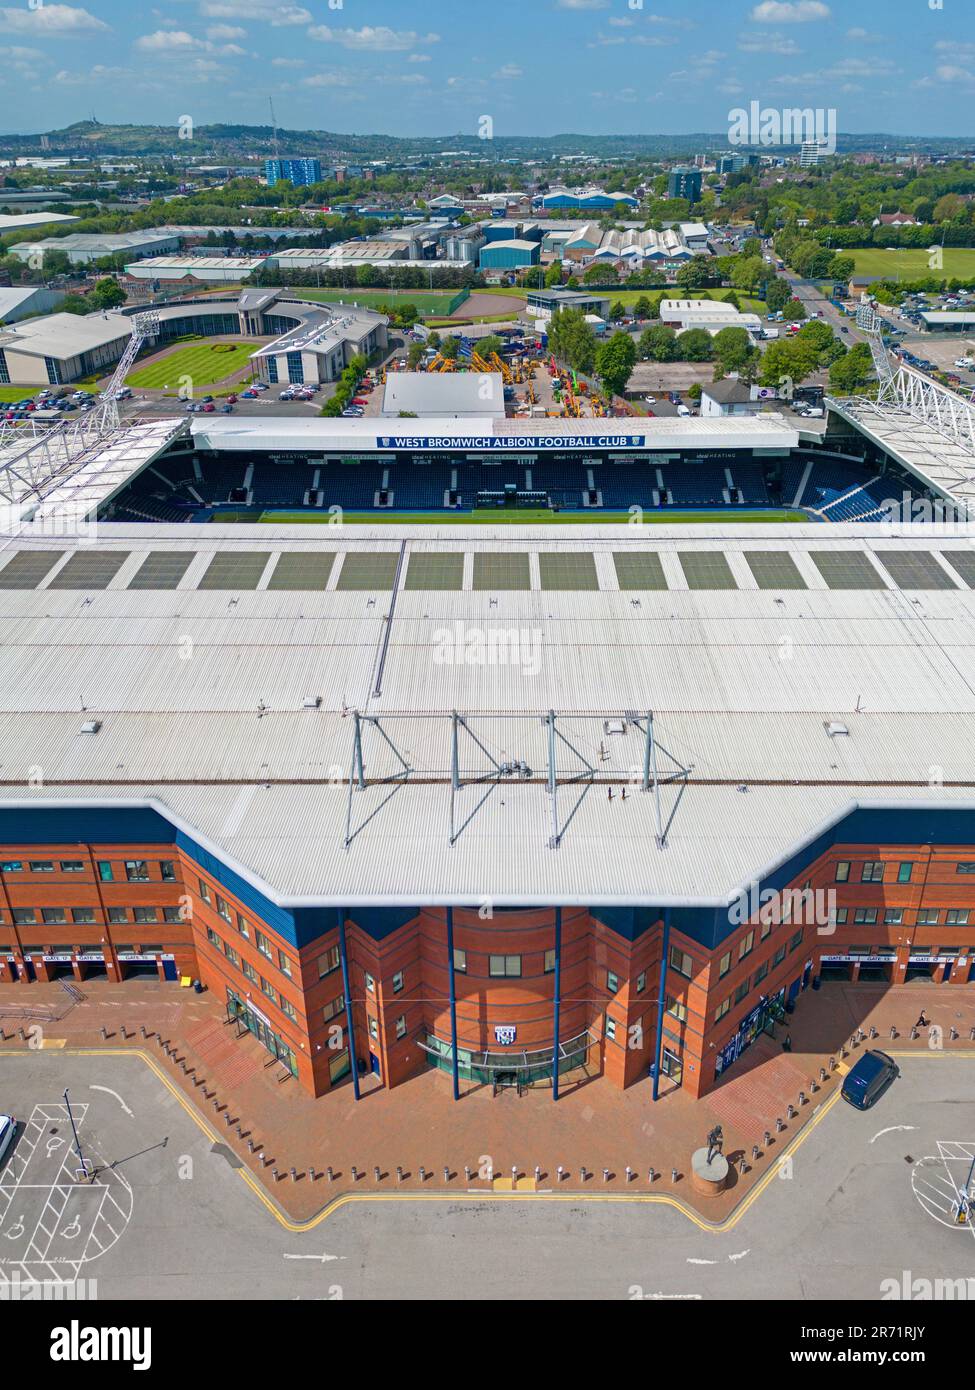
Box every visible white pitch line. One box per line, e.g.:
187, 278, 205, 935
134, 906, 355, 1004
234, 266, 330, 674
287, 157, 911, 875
282, 1252, 346, 1262
870, 1125, 916, 1143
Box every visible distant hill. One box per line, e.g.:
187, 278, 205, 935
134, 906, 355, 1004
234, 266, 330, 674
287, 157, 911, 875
0, 120, 971, 160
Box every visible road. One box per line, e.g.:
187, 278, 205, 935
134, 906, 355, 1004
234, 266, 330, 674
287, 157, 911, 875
780, 267, 866, 344
0, 1053, 972, 1301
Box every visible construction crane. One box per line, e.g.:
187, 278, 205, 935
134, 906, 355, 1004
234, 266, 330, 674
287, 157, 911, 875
268, 97, 281, 166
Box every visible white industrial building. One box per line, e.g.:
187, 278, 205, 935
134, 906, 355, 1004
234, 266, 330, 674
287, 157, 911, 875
0, 211, 80, 236
0, 286, 64, 324
658, 298, 762, 335
8, 229, 179, 267
123, 256, 267, 283
0, 310, 132, 386
380, 372, 505, 418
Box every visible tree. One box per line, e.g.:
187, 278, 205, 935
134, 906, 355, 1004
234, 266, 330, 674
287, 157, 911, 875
594, 330, 637, 399
765, 277, 792, 313
785, 296, 807, 320
583, 262, 616, 284
406, 343, 425, 368
829, 342, 874, 394
729, 256, 764, 294
676, 255, 717, 290
633, 295, 652, 319
827, 255, 855, 282
548, 307, 598, 374
41, 249, 71, 276
88, 276, 126, 310
609, 300, 626, 320
60, 294, 90, 316
638, 324, 680, 362
479, 334, 503, 358
712, 325, 755, 375
676, 327, 714, 362
440, 335, 461, 359
759, 336, 820, 389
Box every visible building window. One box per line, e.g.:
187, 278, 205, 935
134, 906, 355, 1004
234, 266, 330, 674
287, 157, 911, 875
606, 970, 619, 993
97, 862, 113, 882
242, 959, 257, 983
108, 907, 128, 924
255, 930, 273, 960
278, 950, 293, 978
12, 908, 35, 924
853, 908, 878, 924
323, 993, 345, 1023
368, 1016, 379, 1041
392, 970, 404, 994
0, 349, 8, 385
773, 944, 786, 966
364, 971, 375, 992
544, 949, 555, 973
318, 945, 340, 978
160, 861, 177, 882
266, 356, 278, 384
236, 912, 249, 939
605, 1017, 617, 1042
835, 861, 850, 882
29, 861, 53, 873
669, 946, 693, 979
125, 861, 149, 882
60, 861, 84, 873
41, 908, 66, 924
71, 908, 96, 924
718, 951, 731, 978
789, 928, 803, 951
753, 958, 769, 984
666, 995, 687, 1022
760, 919, 772, 940
224, 943, 239, 967
955, 863, 975, 875
734, 976, 751, 1005
260, 977, 276, 1002
198, 879, 211, 904
738, 930, 754, 961
883, 909, 903, 925
134, 907, 158, 924
45, 356, 62, 385
395, 1015, 407, 1040
216, 894, 231, 923
947, 909, 969, 925
636, 970, 646, 993
287, 351, 304, 384
833, 907, 848, 925
916, 909, 939, 925
206, 927, 221, 948
715, 996, 731, 1022
280, 997, 297, 1022
489, 954, 521, 977
453, 947, 467, 973
860, 862, 884, 883
163, 906, 182, 923
897, 863, 914, 884
0, 861, 22, 873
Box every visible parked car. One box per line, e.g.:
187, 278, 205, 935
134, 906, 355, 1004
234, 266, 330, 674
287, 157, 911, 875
202, 402, 216, 413
278, 390, 294, 401
220, 403, 234, 414
0, 1114, 16, 1168
841, 1050, 899, 1110
226, 394, 238, 404
200, 395, 214, 404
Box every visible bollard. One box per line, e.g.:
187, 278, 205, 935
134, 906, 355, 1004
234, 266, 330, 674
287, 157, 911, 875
443, 1166, 449, 1184
950, 1027, 958, 1041
671, 1167, 678, 1183
272, 1168, 279, 1182
100, 1026, 107, 1041
890, 1025, 897, 1039
764, 1130, 771, 1148
970, 1026, 975, 1042
511, 1165, 517, 1183
776, 1116, 785, 1132
247, 1139, 254, 1154
236, 1125, 243, 1139
870, 1025, 877, 1038
396, 1166, 403, 1184
419, 1166, 425, 1184
829, 1056, 837, 1071
648, 1167, 655, 1184
327, 1166, 334, 1183
351, 1166, 358, 1183
839, 1045, 848, 1058
910, 1027, 918, 1040
225, 1113, 233, 1126
141, 1025, 148, 1040
464, 1165, 471, 1183
17, 1027, 25, 1041
739, 1156, 747, 1175
625, 1166, 632, 1183
557, 1164, 564, 1183
787, 1104, 795, 1119
820, 1066, 827, 1081
752, 1144, 760, 1160
811, 1078, 819, 1093
603, 1167, 609, 1183
534, 1165, 541, 1182
580, 1166, 587, 1184
290, 1167, 297, 1183
375, 1166, 381, 1183
798, 1091, 806, 1106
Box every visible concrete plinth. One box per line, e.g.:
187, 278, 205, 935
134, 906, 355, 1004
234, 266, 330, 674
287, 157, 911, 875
690, 1146, 729, 1196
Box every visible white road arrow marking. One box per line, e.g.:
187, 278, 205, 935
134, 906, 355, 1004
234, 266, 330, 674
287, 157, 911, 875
89, 1086, 133, 1117
870, 1125, 916, 1144
282, 1252, 346, 1262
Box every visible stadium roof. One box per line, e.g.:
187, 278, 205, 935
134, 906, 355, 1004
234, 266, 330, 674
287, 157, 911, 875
190, 414, 800, 453
381, 372, 505, 417
1, 521, 975, 908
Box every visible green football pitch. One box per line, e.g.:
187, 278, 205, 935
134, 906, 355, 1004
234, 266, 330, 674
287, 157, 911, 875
126, 341, 255, 390
210, 508, 807, 525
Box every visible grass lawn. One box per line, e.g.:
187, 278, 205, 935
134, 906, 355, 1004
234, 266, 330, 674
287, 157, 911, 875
210, 507, 806, 525
850, 248, 975, 280
295, 288, 465, 315
126, 341, 255, 390
0, 385, 43, 401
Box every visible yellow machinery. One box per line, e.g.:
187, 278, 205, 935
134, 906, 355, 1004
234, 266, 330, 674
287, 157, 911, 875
426, 353, 457, 372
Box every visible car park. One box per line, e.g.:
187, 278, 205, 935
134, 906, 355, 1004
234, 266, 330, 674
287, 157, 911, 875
840, 1050, 899, 1110
220, 403, 234, 413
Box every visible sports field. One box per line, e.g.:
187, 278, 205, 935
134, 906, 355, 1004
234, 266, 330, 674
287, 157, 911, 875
125, 341, 255, 390
211, 507, 807, 525
850, 248, 975, 280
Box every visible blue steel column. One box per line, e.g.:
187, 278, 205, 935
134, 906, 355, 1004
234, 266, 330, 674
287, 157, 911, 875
552, 907, 562, 1101
652, 909, 670, 1102
446, 906, 460, 1101
338, 909, 360, 1101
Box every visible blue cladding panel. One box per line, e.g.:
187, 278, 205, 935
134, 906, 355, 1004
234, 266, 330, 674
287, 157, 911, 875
0, 807, 174, 845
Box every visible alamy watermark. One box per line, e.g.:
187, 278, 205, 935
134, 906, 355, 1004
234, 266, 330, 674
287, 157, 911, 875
728, 101, 837, 156
728, 880, 837, 932
433, 621, 542, 677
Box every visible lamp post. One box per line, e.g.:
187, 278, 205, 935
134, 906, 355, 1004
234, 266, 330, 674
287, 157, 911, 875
63, 1088, 91, 1182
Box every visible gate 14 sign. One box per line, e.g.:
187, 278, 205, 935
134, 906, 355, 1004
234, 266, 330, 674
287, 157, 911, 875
494, 1024, 517, 1045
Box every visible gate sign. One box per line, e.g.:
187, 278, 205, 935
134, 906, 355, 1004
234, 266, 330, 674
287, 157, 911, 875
494, 1024, 517, 1045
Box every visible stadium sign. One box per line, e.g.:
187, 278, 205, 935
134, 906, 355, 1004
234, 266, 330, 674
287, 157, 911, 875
494, 1024, 517, 1045
378, 435, 646, 451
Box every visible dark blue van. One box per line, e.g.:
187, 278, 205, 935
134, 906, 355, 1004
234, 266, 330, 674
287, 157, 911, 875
841, 1050, 899, 1110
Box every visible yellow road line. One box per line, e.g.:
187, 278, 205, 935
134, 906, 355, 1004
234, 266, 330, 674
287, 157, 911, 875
2, 1045, 972, 1235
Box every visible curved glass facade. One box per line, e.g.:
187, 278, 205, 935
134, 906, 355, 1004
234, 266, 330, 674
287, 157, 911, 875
420, 1029, 592, 1086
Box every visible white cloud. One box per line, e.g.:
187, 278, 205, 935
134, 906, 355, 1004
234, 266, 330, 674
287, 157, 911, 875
935, 40, 975, 60
589, 32, 678, 47
301, 69, 357, 87
307, 25, 440, 51
271, 56, 305, 68
0, 4, 109, 35
846, 27, 882, 42
492, 64, 523, 79
718, 78, 745, 95
135, 30, 204, 52
738, 32, 800, 54
199, 2, 310, 24
556, 0, 610, 8
408, 53, 431, 63
206, 24, 246, 41
749, 1, 830, 21
53, 64, 133, 85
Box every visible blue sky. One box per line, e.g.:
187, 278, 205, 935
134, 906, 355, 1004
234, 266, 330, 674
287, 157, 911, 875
0, 0, 972, 139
